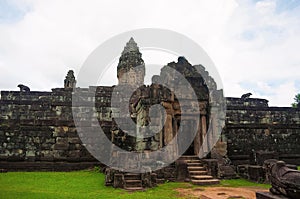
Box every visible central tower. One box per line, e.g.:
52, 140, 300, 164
117, 37, 145, 85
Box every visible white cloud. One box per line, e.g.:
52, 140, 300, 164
255, 0, 276, 14
0, 0, 299, 106
211, 0, 300, 106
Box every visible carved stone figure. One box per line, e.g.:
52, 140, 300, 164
64, 70, 76, 89
266, 160, 300, 198
241, 92, 252, 100
17, 84, 30, 92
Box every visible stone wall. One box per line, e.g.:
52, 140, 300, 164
0, 76, 210, 172
224, 97, 300, 165
1, 90, 300, 170
0, 87, 114, 170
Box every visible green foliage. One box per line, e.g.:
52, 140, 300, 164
93, 166, 101, 172
292, 93, 300, 108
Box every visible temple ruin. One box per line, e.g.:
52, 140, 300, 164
0, 38, 300, 191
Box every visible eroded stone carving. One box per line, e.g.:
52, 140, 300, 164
17, 84, 30, 92
266, 160, 300, 198
241, 92, 252, 100
64, 70, 76, 89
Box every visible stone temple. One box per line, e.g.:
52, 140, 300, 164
0, 38, 300, 191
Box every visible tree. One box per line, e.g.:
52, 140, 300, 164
291, 93, 300, 108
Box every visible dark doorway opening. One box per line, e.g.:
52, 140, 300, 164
183, 142, 194, 155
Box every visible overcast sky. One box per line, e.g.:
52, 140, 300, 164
0, 0, 300, 106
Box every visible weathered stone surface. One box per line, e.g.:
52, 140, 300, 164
0, 87, 111, 168
0, 38, 299, 189
248, 165, 264, 182
265, 160, 300, 199
64, 70, 76, 89
202, 159, 219, 178
113, 173, 124, 188
256, 191, 289, 199
175, 159, 189, 181
225, 98, 300, 165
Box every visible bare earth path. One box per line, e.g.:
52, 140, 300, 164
176, 187, 269, 199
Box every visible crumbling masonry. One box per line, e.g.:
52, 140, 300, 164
0, 38, 299, 189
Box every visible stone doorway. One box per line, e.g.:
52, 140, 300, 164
181, 119, 198, 156
184, 142, 195, 155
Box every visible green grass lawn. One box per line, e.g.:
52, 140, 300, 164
219, 179, 270, 189
0, 170, 270, 199
0, 170, 188, 199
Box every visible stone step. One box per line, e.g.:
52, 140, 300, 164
187, 166, 206, 171
156, 178, 165, 184
190, 175, 213, 180
186, 159, 202, 163
125, 180, 142, 184
189, 170, 208, 175
125, 179, 142, 187
124, 173, 141, 180
124, 173, 142, 189
187, 162, 203, 167
180, 155, 220, 186
124, 187, 144, 191
191, 179, 220, 185
180, 155, 199, 160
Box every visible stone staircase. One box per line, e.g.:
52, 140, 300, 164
123, 173, 144, 191
182, 155, 220, 185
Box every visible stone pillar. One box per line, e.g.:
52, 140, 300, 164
162, 102, 173, 145
194, 117, 201, 156
113, 173, 124, 188
159, 129, 163, 149
201, 115, 208, 155
198, 101, 208, 157
135, 99, 147, 152
164, 114, 173, 145
162, 101, 178, 160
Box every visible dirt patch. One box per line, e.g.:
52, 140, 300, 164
176, 187, 268, 199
